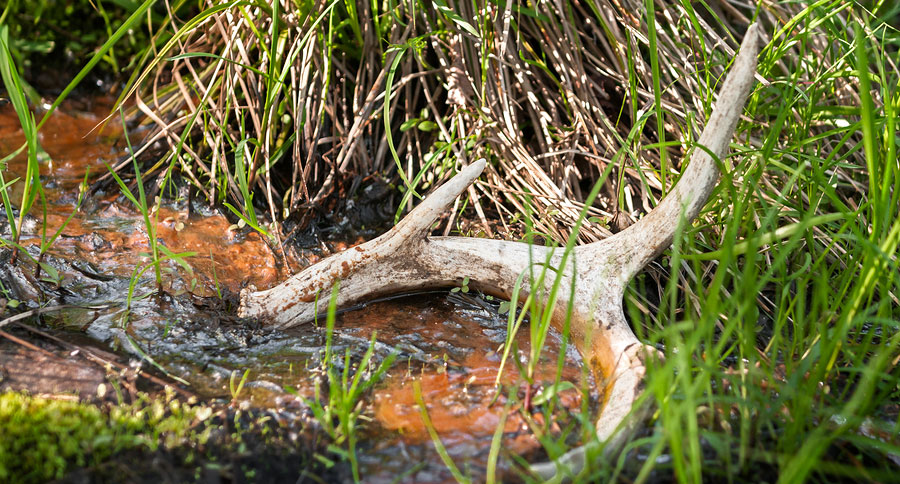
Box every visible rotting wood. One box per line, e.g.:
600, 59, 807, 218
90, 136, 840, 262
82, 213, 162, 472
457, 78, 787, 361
240, 23, 762, 480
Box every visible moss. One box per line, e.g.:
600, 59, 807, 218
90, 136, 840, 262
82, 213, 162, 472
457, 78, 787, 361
0, 390, 212, 483
0, 389, 335, 483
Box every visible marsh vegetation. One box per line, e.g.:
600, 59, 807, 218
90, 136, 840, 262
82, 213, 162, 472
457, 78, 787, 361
1, 0, 899, 482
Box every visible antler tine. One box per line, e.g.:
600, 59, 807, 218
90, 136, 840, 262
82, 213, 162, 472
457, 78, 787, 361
592, 23, 762, 287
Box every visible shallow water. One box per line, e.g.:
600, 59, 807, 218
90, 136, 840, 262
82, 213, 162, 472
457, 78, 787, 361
0, 98, 592, 482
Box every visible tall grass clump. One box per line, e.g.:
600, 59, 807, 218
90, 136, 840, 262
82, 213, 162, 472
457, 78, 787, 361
0, 23, 44, 261
123, 0, 773, 244
607, 6, 900, 484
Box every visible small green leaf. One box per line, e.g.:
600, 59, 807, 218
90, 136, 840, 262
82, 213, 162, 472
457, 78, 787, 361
13, 39, 55, 54
400, 118, 421, 131
417, 120, 437, 132
433, 0, 480, 38
314, 453, 336, 467
39, 262, 60, 284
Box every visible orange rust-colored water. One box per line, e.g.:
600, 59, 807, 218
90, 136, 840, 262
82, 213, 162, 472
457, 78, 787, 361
1, 99, 591, 481
0, 98, 285, 294
334, 296, 584, 447
374, 349, 582, 454
325, 295, 589, 482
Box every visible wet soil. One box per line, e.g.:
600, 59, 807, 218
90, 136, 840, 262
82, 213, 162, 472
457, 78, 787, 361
0, 99, 592, 482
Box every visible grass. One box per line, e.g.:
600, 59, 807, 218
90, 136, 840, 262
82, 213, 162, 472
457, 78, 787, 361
0, 23, 44, 262
414, 379, 473, 484
105, 107, 198, 298
607, 7, 900, 482
0, 0, 163, 273
299, 283, 397, 483
1, 0, 899, 482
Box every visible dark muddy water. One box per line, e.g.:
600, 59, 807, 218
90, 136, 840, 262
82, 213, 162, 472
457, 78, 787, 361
0, 99, 592, 482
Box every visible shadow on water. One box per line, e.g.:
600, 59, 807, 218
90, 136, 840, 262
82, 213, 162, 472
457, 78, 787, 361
0, 98, 593, 482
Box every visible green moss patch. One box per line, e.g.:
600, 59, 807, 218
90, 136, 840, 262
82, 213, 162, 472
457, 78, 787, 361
0, 390, 212, 483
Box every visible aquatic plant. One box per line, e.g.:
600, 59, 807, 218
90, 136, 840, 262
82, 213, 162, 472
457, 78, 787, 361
299, 283, 397, 483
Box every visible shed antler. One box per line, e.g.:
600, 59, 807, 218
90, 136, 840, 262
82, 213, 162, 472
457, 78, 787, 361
240, 23, 762, 478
